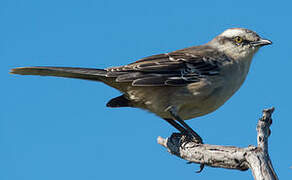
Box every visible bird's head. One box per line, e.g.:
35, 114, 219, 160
209, 28, 272, 60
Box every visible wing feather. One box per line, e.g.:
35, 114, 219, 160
105, 46, 231, 86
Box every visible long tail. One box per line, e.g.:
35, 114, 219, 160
10, 66, 107, 81
11, 66, 135, 108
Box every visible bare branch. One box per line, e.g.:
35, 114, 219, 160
158, 107, 278, 180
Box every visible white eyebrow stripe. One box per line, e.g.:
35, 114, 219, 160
220, 29, 244, 37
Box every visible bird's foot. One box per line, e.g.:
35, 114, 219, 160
170, 133, 205, 172
169, 132, 202, 149
179, 134, 202, 149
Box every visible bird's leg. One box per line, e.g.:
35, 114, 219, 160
163, 118, 194, 149
167, 107, 203, 144
164, 108, 205, 172
163, 118, 187, 134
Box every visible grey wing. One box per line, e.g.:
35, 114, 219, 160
105, 48, 230, 86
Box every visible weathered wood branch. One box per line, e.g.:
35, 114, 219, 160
158, 107, 278, 180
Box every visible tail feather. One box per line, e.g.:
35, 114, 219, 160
10, 66, 107, 81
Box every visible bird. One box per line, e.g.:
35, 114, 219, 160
10, 28, 272, 142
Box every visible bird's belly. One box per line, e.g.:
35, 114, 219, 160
128, 70, 246, 120
178, 77, 245, 120
177, 87, 227, 120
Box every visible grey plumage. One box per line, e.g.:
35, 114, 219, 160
10, 28, 272, 139
10, 46, 231, 113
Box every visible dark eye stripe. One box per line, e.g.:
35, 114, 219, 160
225, 37, 252, 46
220, 37, 253, 46
242, 39, 251, 45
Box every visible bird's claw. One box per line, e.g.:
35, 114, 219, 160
196, 164, 205, 173
186, 161, 205, 173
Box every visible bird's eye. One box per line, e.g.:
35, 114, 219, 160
234, 36, 243, 44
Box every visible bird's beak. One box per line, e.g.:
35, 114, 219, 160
251, 38, 272, 47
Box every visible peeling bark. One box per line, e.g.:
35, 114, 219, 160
158, 107, 278, 180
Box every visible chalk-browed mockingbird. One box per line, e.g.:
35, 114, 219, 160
10, 28, 272, 142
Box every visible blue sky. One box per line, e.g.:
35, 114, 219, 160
1, 0, 291, 179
